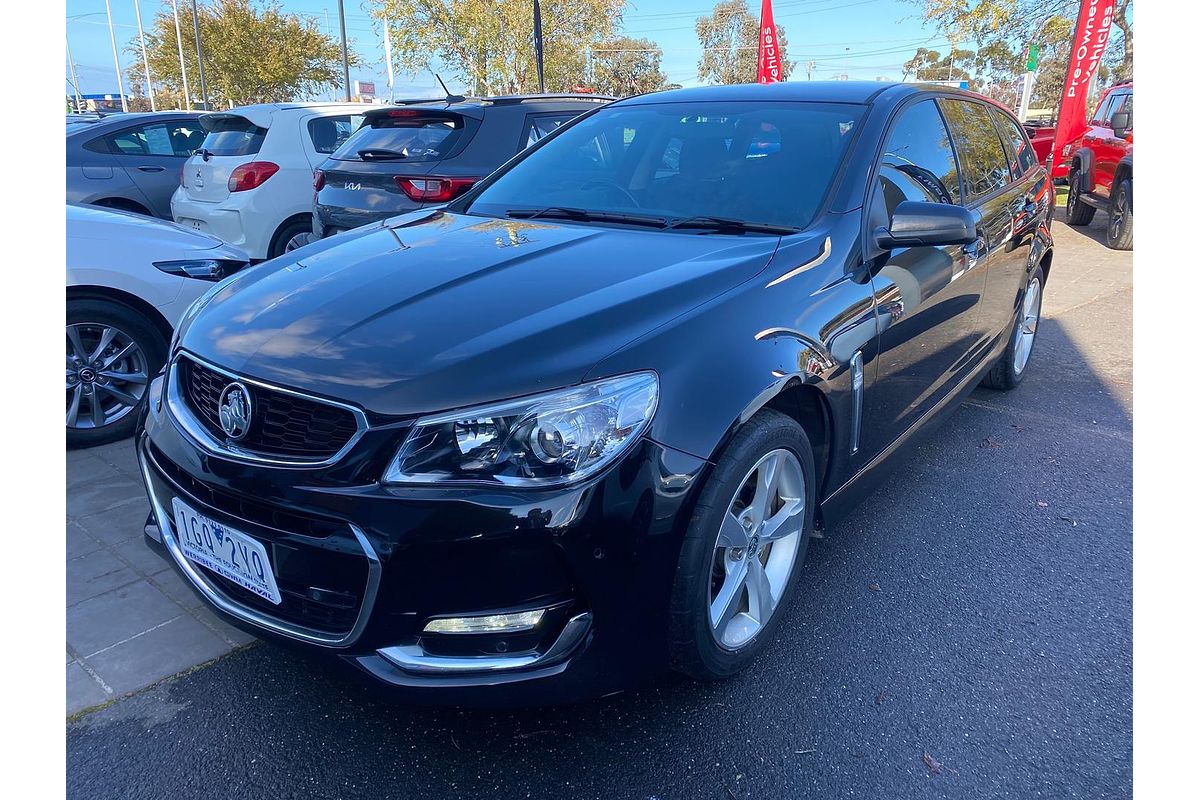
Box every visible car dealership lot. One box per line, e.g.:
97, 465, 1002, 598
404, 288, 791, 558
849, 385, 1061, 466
67, 210, 1130, 798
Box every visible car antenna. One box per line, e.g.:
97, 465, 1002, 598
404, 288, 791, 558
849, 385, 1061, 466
432, 72, 465, 105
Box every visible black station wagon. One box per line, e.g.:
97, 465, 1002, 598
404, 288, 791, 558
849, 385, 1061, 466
137, 82, 1053, 704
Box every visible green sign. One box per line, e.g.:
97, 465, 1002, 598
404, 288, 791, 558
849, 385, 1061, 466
1027, 43, 1040, 72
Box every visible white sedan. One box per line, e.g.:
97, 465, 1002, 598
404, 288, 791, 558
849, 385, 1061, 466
66, 204, 249, 447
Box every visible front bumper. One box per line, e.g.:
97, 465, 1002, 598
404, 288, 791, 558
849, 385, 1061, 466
137, 373, 708, 703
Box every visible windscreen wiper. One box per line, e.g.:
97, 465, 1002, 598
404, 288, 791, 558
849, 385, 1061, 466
667, 215, 799, 235
358, 148, 409, 160
506, 207, 669, 228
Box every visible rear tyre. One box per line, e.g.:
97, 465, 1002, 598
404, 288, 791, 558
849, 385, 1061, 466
269, 217, 313, 260
1106, 178, 1133, 251
669, 409, 816, 681
67, 299, 166, 448
1065, 170, 1096, 226
983, 263, 1045, 391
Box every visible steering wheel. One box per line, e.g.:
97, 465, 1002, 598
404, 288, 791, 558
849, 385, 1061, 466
580, 178, 641, 208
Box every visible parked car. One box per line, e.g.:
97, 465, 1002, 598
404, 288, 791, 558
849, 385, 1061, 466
1063, 80, 1133, 250
171, 103, 368, 260
66, 111, 204, 219
311, 94, 612, 239
138, 82, 1053, 704
1022, 120, 1061, 176
67, 204, 248, 447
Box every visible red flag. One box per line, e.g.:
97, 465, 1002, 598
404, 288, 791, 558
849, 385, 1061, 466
757, 0, 782, 84
1050, 0, 1116, 168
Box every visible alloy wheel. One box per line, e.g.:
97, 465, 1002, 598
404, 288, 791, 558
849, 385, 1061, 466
1109, 188, 1126, 241
1013, 276, 1042, 375
708, 449, 805, 650
66, 323, 149, 431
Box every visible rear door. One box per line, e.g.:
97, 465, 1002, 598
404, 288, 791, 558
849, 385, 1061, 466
180, 114, 269, 204
104, 118, 205, 217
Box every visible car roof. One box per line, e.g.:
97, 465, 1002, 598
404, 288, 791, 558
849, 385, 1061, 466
372, 94, 612, 119
202, 103, 376, 129
613, 81, 1011, 113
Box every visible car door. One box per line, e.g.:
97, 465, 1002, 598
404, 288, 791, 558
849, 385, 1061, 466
986, 106, 1048, 340
859, 98, 989, 456
1093, 91, 1129, 196
1080, 92, 1119, 198
106, 119, 204, 218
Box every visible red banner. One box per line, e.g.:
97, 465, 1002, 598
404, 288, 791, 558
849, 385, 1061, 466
757, 0, 782, 84
1050, 0, 1116, 168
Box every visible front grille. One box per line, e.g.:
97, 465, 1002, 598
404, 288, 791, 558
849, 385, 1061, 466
178, 355, 360, 460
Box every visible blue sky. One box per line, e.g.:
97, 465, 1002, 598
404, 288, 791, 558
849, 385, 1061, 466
66, 0, 949, 101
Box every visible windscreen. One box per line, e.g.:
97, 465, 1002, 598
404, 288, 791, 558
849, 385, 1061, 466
199, 117, 267, 156
331, 113, 465, 163
466, 101, 863, 231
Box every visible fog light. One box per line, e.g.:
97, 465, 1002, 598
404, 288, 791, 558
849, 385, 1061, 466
422, 609, 545, 635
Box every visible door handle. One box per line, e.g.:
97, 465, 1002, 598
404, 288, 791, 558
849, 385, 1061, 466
136, 165, 165, 172
962, 237, 985, 271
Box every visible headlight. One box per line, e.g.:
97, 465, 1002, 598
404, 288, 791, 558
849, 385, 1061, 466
154, 258, 248, 281
382, 372, 659, 487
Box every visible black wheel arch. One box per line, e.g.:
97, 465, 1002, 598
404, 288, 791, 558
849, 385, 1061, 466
67, 285, 173, 344
269, 213, 314, 256
1071, 148, 1097, 193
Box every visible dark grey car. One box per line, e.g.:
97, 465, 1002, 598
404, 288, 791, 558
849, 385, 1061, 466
312, 94, 611, 238
66, 112, 204, 219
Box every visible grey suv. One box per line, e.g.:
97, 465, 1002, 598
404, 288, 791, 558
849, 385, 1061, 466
67, 112, 204, 219
311, 94, 611, 238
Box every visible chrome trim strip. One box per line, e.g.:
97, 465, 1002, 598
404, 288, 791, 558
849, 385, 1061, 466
850, 350, 864, 455
765, 237, 832, 287
376, 612, 592, 675
137, 442, 382, 648
165, 351, 369, 469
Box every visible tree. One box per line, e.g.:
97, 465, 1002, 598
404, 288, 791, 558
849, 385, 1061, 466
695, 0, 792, 85
128, 0, 351, 108
372, 0, 625, 96
906, 0, 1131, 85
900, 46, 979, 89
590, 36, 668, 96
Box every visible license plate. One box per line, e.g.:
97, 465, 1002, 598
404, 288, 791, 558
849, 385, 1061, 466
171, 497, 282, 605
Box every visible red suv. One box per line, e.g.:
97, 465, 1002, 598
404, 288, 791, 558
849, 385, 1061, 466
1063, 81, 1133, 250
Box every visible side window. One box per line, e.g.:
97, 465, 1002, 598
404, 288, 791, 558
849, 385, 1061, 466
1105, 92, 1130, 124
990, 108, 1037, 178
877, 99, 960, 214
1091, 94, 1116, 125
107, 122, 201, 157
164, 122, 204, 156
308, 115, 359, 154
523, 113, 579, 148
938, 99, 1011, 201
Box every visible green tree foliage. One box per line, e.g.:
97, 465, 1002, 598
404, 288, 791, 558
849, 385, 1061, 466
695, 0, 792, 85
128, 0, 351, 109
907, 0, 1131, 86
901, 47, 979, 89
590, 36, 668, 96
372, 0, 625, 95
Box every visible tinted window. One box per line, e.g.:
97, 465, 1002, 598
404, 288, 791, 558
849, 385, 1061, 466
938, 99, 1011, 200
524, 113, 581, 148
468, 101, 863, 231
877, 99, 960, 212
308, 114, 363, 154
990, 108, 1037, 178
1091, 93, 1117, 125
332, 113, 465, 162
1104, 92, 1130, 124
106, 121, 204, 156
199, 117, 267, 156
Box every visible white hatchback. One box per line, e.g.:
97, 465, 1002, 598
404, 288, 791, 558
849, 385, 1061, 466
171, 103, 368, 260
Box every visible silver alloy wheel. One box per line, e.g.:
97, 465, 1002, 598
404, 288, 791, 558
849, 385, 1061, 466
1109, 186, 1127, 240
1013, 275, 1042, 375
66, 323, 149, 430
708, 449, 805, 651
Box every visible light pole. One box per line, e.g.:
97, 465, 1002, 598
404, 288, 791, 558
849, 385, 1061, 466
133, 0, 156, 111
170, 0, 192, 109
103, 0, 128, 111
190, 0, 209, 109
382, 16, 395, 100
337, 0, 351, 101
66, 34, 83, 112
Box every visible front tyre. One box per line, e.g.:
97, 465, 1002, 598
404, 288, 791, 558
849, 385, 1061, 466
1106, 178, 1133, 250
67, 299, 166, 448
983, 263, 1045, 391
1065, 170, 1096, 226
669, 409, 816, 680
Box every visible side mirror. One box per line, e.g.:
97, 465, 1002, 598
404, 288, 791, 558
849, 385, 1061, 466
874, 201, 978, 250
1110, 111, 1131, 138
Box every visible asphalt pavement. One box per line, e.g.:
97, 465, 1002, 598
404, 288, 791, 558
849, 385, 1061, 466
66, 210, 1132, 800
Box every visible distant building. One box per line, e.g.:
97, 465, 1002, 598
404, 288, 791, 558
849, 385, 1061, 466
67, 93, 129, 113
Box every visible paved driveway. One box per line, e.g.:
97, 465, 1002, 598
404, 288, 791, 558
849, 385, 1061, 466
67, 211, 1132, 798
